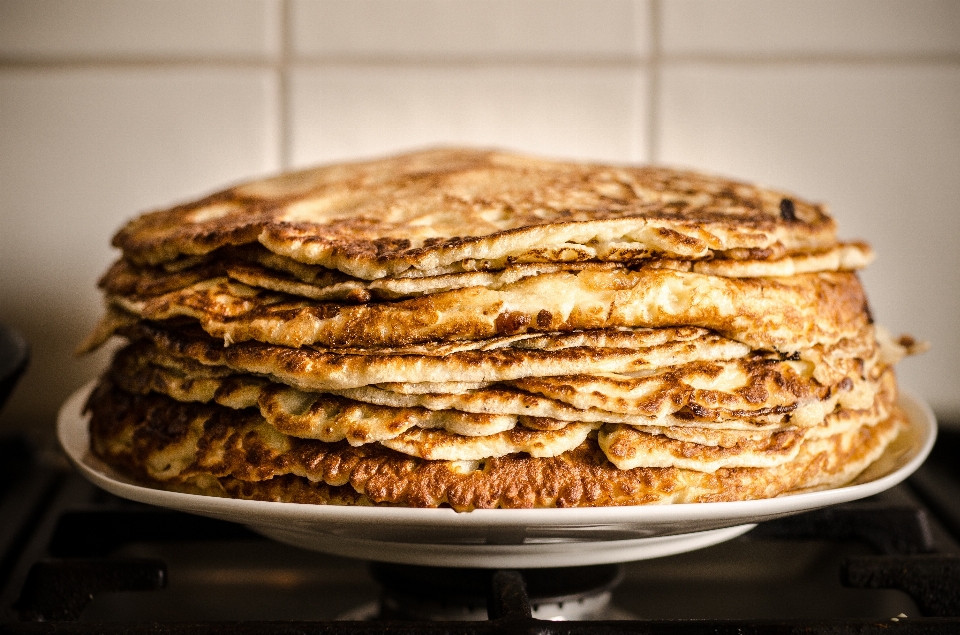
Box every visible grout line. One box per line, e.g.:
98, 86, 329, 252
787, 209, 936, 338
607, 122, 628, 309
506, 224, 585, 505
278, 0, 292, 170
278, 57, 650, 68
2, 54, 959, 72
655, 53, 960, 66
205, 52, 960, 68
0, 59, 278, 70
647, 0, 662, 164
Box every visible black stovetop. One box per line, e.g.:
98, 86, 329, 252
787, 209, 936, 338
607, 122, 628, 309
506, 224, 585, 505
1, 429, 959, 634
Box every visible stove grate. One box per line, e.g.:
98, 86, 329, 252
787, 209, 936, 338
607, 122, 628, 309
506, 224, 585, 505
15, 559, 167, 622
748, 502, 935, 554
842, 554, 960, 617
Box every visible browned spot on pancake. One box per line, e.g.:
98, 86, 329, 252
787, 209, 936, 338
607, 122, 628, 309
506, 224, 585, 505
536, 309, 553, 329
494, 311, 531, 335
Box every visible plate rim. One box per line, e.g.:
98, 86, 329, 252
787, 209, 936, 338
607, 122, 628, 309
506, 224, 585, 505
58, 381, 937, 528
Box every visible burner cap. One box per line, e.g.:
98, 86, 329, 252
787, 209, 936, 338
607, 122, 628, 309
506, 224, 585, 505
369, 562, 624, 621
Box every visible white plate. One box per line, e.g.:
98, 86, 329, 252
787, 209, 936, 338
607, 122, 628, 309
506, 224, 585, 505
58, 383, 936, 568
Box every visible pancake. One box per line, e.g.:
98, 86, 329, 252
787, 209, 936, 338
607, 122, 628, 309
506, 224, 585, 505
99, 241, 873, 307
110, 330, 877, 425
507, 344, 876, 419
120, 322, 759, 391
108, 336, 886, 444
214, 476, 376, 505
103, 333, 896, 467
595, 372, 896, 472
597, 425, 806, 472
112, 148, 842, 278
380, 423, 600, 461
152, 473, 375, 506
86, 378, 907, 510
100, 253, 618, 304
107, 268, 869, 350
102, 310, 752, 357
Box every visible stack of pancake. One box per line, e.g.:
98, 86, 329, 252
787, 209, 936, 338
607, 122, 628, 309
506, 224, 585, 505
81, 148, 918, 511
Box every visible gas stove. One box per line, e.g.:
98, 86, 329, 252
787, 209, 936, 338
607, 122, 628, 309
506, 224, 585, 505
1, 427, 959, 634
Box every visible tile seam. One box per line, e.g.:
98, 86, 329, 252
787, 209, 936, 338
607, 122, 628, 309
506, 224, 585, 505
0, 60, 278, 69
660, 54, 960, 66
6, 54, 960, 69
647, 0, 662, 164
0, 57, 651, 69
278, 0, 292, 170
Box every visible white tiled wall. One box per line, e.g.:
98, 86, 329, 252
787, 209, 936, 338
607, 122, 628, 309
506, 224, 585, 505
661, 0, 960, 56
0, 0, 280, 59
292, 0, 650, 59
1, 0, 958, 442
290, 66, 647, 166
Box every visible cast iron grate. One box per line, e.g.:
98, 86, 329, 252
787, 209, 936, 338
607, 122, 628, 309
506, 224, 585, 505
5, 560, 960, 633
8, 531, 960, 631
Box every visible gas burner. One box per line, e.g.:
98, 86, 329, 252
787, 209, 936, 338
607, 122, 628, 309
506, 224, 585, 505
344, 562, 632, 621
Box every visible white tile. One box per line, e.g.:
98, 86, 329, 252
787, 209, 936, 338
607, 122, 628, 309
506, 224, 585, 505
659, 63, 960, 419
0, 69, 280, 438
663, 0, 960, 56
292, 0, 650, 58
289, 66, 647, 167
0, 0, 280, 59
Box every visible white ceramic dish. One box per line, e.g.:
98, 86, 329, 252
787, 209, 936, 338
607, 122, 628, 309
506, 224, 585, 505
58, 383, 936, 568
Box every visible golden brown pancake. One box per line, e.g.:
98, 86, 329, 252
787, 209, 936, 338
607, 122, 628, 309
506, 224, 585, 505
118, 322, 758, 391
101, 334, 894, 471
98, 242, 873, 306
112, 148, 843, 279
106, 268, 869, 350
108, 334, 884, 433
86, 379, 906, 511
